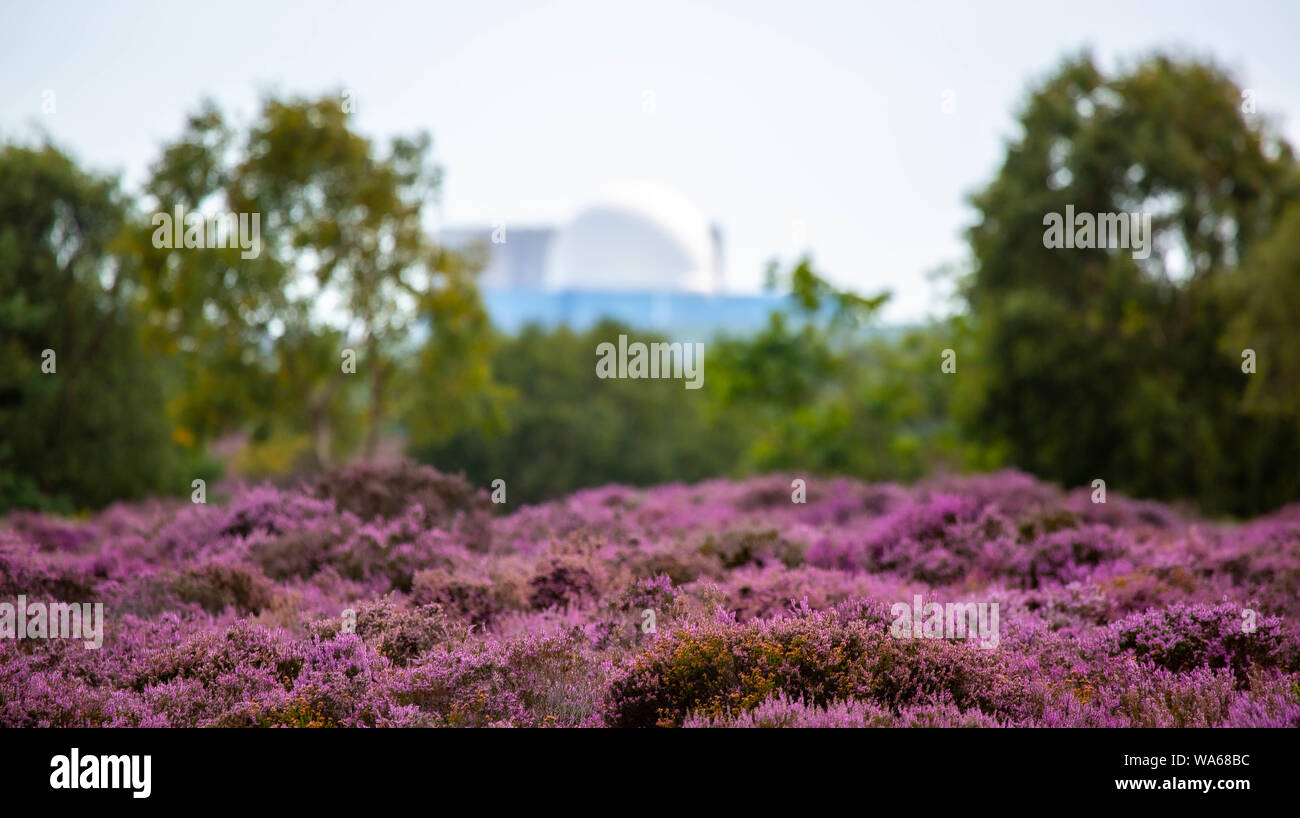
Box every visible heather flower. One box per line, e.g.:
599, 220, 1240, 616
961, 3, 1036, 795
1, 462, 1296, 728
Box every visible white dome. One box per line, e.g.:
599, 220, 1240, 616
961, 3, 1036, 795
545, 182, 718, 293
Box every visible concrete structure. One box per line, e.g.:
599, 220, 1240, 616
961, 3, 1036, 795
442, 183, 779, 335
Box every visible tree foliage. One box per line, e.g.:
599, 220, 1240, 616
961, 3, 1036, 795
963, 52, 1300, 515
0, 143, 188, 510
139, 94, 504, 469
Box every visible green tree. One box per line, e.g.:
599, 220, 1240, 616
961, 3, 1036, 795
0, 142, 184, 510
414, 320, 739, 504
963, 52, 1300, 514
1222, 202, 1300, 417
141, 94, 503, 468
710, 255, 917, 477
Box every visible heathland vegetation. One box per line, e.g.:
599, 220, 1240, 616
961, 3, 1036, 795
4, 52, 1300, 517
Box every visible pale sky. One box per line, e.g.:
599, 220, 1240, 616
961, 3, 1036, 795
3, 0, 1299, 321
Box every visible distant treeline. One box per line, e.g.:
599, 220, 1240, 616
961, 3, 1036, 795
3, 52, 1299, 516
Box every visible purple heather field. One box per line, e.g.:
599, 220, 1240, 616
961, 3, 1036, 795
1, 461, 1297, 728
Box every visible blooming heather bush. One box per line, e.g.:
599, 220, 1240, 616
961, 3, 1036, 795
308, 597, 469, 666
1, 464, 1297, 727
698, 527, 806, 569
603, 600, 1049, 727
310, 460, 491, 539
411, 567, 504, 627
1105, 601, 1299, 683
527, 559, 598, 611
682, 692, 1008, 727
169, 560, 275, 615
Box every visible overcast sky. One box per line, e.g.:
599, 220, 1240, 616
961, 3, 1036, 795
3, 0, 1299, 321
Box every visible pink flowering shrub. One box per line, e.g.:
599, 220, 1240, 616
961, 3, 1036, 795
1, 463, 1297, 727
602, 604, 1034, 727
682, 692, 1008, 727
1105, 602, 1298, 683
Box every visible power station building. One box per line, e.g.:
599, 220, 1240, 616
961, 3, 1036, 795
441, 183, 781, 336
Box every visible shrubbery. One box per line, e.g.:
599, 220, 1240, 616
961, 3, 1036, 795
1, 464, 1297, 727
